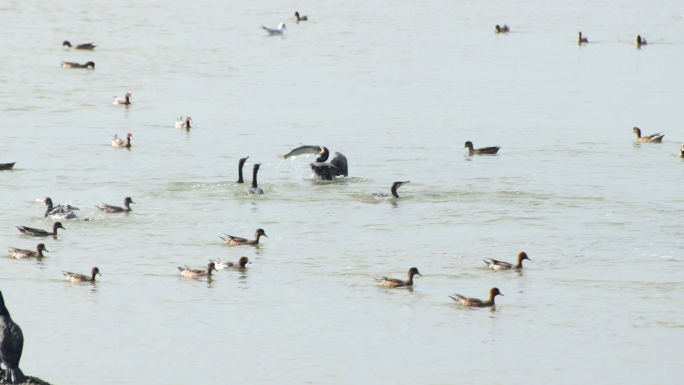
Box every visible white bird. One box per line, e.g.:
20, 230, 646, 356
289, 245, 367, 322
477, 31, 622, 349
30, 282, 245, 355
110, 132, 132, 147
175, 116, 191, 129
113, 91, 131, 105
262, 23, 286, 36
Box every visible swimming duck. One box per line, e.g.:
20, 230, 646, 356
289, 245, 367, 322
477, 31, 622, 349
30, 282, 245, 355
61, 61, 95, 69
310, 147, 348, 180
450, 287, 503, 307
484, 252, 530, 270
636, 35, 647, 46
178, 262, 217, 277
0, 162, 16, 170
373, 267, 421, 288
96, 197, 135, 213
632, 127, 663, 143
62, 267, 101, 282
577, 32, 588, 43
37, 197, 79, 219
464, 141, 501, 155
679, 144, 684, 157
175, 116, 191, 129
16, 222, 65, 237
236, 156, 249, 183
220, 229, 268, 245
0, 291, 26, 385
210, 256, 250, 269
372, 181, 410, 199
111, 132, 132, 147
62, 41, 96, 50
248, 163, 264, 195
262, 23, 286, 35
495, 25, 510, 33
7, 244, 48, 259
295, 12, 308, 21
113, 91, 131, 105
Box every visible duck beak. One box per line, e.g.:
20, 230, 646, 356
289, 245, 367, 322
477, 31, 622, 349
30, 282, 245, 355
131, 201, 136, 204
44, 248, 49, 253
499, 293, 504, 296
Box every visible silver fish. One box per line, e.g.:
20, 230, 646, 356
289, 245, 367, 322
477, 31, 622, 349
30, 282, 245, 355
278, 145, 322, 163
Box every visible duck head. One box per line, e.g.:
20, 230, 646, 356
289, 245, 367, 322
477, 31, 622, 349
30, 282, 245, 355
124, 197, 136, 205
517, 251, 530, 262
85, 61, 95, 69
463, 141, 474, 150
92, 267, 102, 277
238, 256, 251, 267
62, 40, 72, 47
408, 267, 421, 278
255, 228, 268, 238
37, 243, 49, 253
207, 262, 217, 273
490, 287, 503, 298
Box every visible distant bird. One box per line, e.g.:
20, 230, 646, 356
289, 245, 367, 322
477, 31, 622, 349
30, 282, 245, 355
62, 41, 96, 50
294, 12, 308, 21
96, 197, 135, 213
372, 181, 410, 199
111, 132, 133, 147
0, 162, 16, 171
450, 287, 503, 307
37, 197, 79, 219
463, 141, 501, 155
248, 163, 264, 195
61, 61, 95, 69
175, 116, 191, 129
310, 147, 348, 180
679, 144, 684, 158
636, 35, 647, 46
495, 24, 510, 33
262, 23, 286, 35
113, 91, 131, 105
16, 222, 65, 237
210, 256, 251, 269
220, 229, 268, 246
178, 262, 217, 277
7, 244, 48, 259
484, 252, 530, 270
374, 267, 422, 288
62, 267, 101, 283
236, 156, 249, 183
632, 127, 663, 143
577, 32, 588, 43
0, 291, 26, 384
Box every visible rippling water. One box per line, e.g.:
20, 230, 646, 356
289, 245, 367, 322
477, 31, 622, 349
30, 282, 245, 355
1, 0, 684, 383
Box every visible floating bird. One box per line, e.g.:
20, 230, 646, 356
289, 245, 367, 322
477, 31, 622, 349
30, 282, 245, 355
295, 12, 308, 21
577, 32, 588, 43
248, 163, 264, 195
210, 256, 250, 269
113, 91, 131, 105
632, 127, 663, 143
62, 41, 96, 50
236, 156, 249, 183
0, 162, 16, 170
278, 145, 323, 164
262, 23, 286, 35
310, 147, 348, 180
37, 197, 79, 219
679, 144, 684, 158
372, 181, 410, 199
495, 25, 510, 33
61, 61, 95, 69
0, 291, 26, 385
450, 287, 503, 307
178, 262, 217, 277
175, 116, 191, 129
374, 267, 421, 288
463, 141, 501, 155
484, 252, 530, 270
16, 222, 65, 237
636, 35, 647, 46
220, 229, 268, 246
96, 197, 135, 213
7, 244, 48, 259
62, 267, 101, 282
111, 132, 133, 147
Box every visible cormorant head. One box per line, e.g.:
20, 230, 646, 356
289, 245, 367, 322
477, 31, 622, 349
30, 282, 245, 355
253, 163, 261, 172
38, 197, 53, 206
391, 181, 410, 198
316, 147, 330, 163
239, 156, 249, 168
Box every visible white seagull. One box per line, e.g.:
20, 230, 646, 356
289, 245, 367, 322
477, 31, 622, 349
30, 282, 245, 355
262, 23, 286, 36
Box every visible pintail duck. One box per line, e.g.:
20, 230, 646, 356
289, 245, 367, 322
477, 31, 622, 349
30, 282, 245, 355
8, 244, 48, 259
248, 163, 264, 195
484, 252, 530, 270
0, 291, 27, 385
63, 267, 101, 282
295, 12, 308, 21
210, 256, 251, 269
38, 197, 79, 219
220, 229, 268, 245
62, 41, 96, 50
495, 24, 510, 33
310, 147, 348, 180
450, 287, 503, 307
236, 156, 249, 183
113, 91, 131, 105
636, 35, 647, 46
0, 162, 16, 170
464, 141, 501, 155
96, 197, 135, 213
577, 32, 588, 43
679, 144, 684, 158
374, 267, 421, 288
111, 132, 132, 147
262, 23, 286, 35
16, 222, 65, 237
61, 61, 95, 69
175, 116, 191, 129
632, 127, 663, 143
178, 262, 217, 277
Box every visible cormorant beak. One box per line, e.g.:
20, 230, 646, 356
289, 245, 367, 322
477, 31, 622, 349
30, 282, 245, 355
37, 198, 45, 203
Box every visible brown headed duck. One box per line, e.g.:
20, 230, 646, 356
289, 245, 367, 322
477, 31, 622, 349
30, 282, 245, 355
111, 132, 132, 147
450, 287, 503, 307
484, 252, 530, 270
113, 91, 131, 105
61, 61, 95, 69
178, 262, 217, 277
63, 267, 101, 282
495, 25, 510, 33
464, 141, 501, 155
374, 267, 421, 288
175, 116, 191, 129
220, 229, 267, 245
210, 256, 250, 269
96, 197, 135, 213
8, 244, 48, 259
632, 127, 663, 143
16, 222, 65, 237
63, 41, 96, 50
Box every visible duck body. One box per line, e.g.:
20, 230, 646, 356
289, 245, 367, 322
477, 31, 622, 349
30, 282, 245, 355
295, 12, 308, 21
175, 116, 191, 129
450, 287, 503, 307
178, 262, 217, 277
62, 267, 101, 282
63, 41, 96, 50
236, 156, 249, 183
484, 252, 530, 270
113, 92, 131, 105
210, 257, 250, 269
96, 197, 135, 213
0, 162, 16, 170
464, 141, 500, 155
248, 163, 264, 195
8, 244, 48, 259
220, 229, 267, 245
61, 61, 95, 69
38, 197, 79, 219
0, 292, 26, 385
262, 23, 286, 35
17, 222, 64, 237
374, 267, 421, 288
310, 147, 348, 180
495, 24, 510, 33
111, 132, 133, 147
632, 127, 663, 142
578, 32, 588, 43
